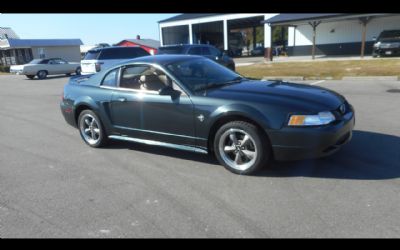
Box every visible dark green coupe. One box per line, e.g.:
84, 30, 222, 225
61, 55, 355, 175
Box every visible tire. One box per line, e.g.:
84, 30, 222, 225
26, 75, 35, 79
213, 121, 271, 175
75, 67, 81, 75
77, 110, 108, 148
228, 64, 235, 71
37, 70, 47, 79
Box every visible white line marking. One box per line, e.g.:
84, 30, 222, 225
310, 80, 325, 85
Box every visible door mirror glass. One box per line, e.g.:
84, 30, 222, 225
158, 85, 180, 97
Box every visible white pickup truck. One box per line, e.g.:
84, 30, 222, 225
10, 58, 81, 79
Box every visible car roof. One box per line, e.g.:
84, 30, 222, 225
159, 44, 214, 48
88, 46, 141, 52
109, 54, 205, 68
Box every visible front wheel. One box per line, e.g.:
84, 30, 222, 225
214, 121, 271, 175
78, 110, 108, 148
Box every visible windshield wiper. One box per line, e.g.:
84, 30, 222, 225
196, 76, 244, 91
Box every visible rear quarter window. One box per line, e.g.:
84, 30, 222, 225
102, 68, 119, 87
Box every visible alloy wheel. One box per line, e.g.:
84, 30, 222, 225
218, 128, 258, 171
79, 114, 101, 145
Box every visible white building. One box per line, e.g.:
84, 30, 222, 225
158, 14, 400, 59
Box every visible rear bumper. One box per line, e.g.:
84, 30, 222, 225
60, 101, 77, 128
269, 111, 355, 161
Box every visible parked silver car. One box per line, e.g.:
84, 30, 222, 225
10, 58, 81, 79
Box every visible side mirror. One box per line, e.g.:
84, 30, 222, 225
158, 86, 180, 97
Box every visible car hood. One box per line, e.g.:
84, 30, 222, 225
203, 80, 345, 112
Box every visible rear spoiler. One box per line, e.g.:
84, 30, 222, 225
69, 74, 95, 84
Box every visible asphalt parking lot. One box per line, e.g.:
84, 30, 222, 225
0, 74, 399, 238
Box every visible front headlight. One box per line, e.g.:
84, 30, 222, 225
373, 42, 381, 48
288, 111, 336, 126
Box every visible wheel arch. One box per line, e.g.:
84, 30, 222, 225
207, 111, 271, 154
73, 97, 100, 126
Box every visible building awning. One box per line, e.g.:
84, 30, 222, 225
159, 14, 223, 23
262, 13, 390, 26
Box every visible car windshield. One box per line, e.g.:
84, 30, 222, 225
165, 58, 243, 92
379, 30, 400, 40
28, 59, 43, 64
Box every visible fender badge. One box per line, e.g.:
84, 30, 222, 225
197, 114, 205, 122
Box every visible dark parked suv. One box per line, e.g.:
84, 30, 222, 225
157, 44, 235, 71
372, 30, 400, 57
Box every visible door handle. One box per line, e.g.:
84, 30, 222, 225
116, 97, 127, 102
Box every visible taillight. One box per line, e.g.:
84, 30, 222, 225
95, 62, 103, 72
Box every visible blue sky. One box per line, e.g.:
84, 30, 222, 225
0, 14, 177, 45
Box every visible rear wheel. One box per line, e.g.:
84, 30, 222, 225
26, 75, 35, 79
214, 121, 271, 175
78, 110, 108, 148
37, 70, 47, 79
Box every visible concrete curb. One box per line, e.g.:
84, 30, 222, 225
342, 76, 399, 81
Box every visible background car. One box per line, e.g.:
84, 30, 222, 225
157, 44, 236, 71
250, 46, 265, 56
80, 46, 150, 75
61, 55, 354, 175
9, 58, 81, 79
372, 30, 400, 57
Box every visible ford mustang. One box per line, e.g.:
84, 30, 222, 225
60, 55, 355, 175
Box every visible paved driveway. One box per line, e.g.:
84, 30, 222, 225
0, 75, 399, 238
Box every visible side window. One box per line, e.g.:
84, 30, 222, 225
188, 47, 202, 55
102, 68, 119, 87
120, 65, 150, 89
202, 47, 212, 56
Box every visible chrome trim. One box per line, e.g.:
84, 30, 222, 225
99, 62, 190, 97
114, 125, 207, 141
100, 85, 159, 95
108, 135, 208, 154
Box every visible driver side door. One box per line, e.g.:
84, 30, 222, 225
109, 64, 196, 147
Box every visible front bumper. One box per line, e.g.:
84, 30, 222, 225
373, 48, 400, 56
269, 111, 355, 161
9, 69, 24, 75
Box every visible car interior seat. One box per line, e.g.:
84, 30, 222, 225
139, 74, 166, 91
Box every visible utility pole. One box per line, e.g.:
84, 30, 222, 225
309, 21, 321, 60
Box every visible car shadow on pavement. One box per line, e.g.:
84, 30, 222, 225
257, 130, 400, 180
104, 130, 400, 179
